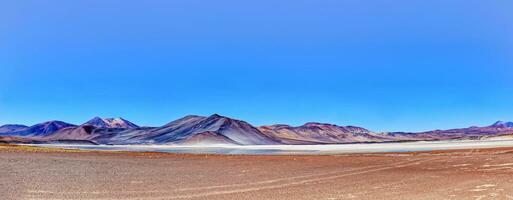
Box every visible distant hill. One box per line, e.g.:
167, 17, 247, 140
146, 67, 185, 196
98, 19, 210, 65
380, 121, 513, 141
259, 122, 391, 144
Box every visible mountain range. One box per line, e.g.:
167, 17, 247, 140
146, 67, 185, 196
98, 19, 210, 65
1, 114, 513, 145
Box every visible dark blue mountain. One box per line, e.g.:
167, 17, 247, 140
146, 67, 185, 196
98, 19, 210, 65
0, 124, 28, 134
12, 121, 76, 137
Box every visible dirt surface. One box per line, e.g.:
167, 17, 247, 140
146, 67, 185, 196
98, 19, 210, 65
1, 145, 513, 200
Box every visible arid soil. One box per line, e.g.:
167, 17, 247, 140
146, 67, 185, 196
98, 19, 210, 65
1, 145, 513, 200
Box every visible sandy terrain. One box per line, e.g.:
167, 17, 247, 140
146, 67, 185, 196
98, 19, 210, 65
2, 145, 513, 200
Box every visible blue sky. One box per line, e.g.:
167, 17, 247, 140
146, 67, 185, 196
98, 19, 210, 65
1, 0, 512, 132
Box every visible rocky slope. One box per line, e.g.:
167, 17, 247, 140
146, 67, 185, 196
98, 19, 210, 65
43, 125, 103, 141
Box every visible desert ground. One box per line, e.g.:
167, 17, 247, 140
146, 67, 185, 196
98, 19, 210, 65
1, 145, 513, 200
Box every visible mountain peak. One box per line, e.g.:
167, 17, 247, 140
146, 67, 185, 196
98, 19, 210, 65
43, 120, 75, 126
17, 120, 76, 137
491, 121, 513, 128
303, 122, 334, 127
206, 114, 236, 123
83, 117, 139, 129
208, 114, 225, 119
145, 114, 278, 145
183, 115, 202, 118
262, 124, 291, 129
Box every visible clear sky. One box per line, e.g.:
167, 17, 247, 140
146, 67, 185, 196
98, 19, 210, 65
1, 1, 512, 132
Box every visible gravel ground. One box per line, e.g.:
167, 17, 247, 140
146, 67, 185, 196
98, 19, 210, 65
1, 145, 513, 200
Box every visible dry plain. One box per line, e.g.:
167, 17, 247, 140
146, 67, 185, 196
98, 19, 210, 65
1, 145, 513, 200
